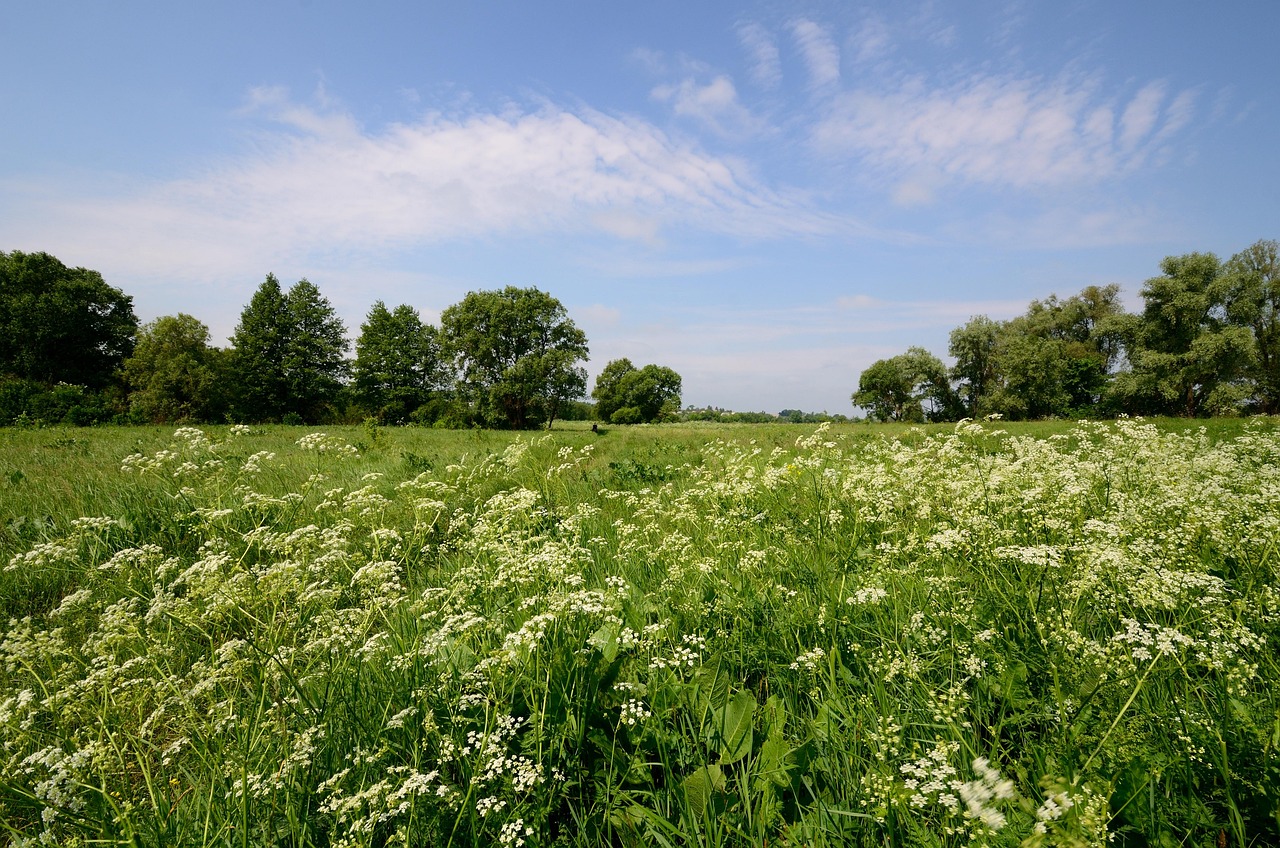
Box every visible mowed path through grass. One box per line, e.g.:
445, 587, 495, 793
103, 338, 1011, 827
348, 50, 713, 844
2, 418, 1278, 846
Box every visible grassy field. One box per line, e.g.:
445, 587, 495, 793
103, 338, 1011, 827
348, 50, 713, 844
2, 417, 1279, 846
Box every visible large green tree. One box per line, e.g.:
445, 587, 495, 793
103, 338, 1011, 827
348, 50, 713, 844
1112, 253, 1254, 416
948, 316, 1002, 417
986, 285, 1129, 419
0, 250, 137, 388
353, 301, 449, 422
228, 275, 349, 423
853, 346, 956, 422
440, 286, 588, 429
123, 314, 226, 423
1222, 239, 1280, 413
591, 359, 682, 424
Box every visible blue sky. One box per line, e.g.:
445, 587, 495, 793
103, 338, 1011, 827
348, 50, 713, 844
3, 1, 1276, 414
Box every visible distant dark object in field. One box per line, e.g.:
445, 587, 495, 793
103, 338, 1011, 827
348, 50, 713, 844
591, 423, 599, 433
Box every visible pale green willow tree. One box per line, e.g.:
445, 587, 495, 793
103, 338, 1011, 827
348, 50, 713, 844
1112, 253, 1254, 416
1222, 239, 1280, 413
948, 316, 1002, 417
122, 313, 226, 423
853, 346, 957, 422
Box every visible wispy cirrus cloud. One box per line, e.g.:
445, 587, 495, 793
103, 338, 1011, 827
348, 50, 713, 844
650, 74, 763, 138
736, 21, 782, 90
812, 72, 1198, 194
789, 19, 841, 91
850, 13, 892, 64
4, 88, 855, 283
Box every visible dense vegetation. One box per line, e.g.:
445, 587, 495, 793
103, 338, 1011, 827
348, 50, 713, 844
856, 239, 1278, 422
4, 240, 1277, 429
0, 256, 602, 429
2, 419, 1278, 845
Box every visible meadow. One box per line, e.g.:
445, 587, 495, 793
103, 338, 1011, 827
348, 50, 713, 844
1, 418, 1278, 846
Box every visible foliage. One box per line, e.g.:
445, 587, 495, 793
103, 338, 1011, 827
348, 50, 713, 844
123, 314, 227, 423
948, 315, 1003, 418
1112, 253, 1254, 416
854, 346, 958, 422
440, 286, 588, 429
0, 379, 123, 426
228, 276, 350, 423
3, 418, 1279, 846
680, 407, 779, 423
0, 250, 138, 389
352, 301, 450, 423
941, 288, 1128, 421
1222, 239, 1280, 413
592, 359, 683, 424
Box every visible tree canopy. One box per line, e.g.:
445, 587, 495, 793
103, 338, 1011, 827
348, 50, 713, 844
865, 241, 1278, 422
592, 359, 683, 424
353, 301, 450, 423
228, 275, 349, 423
853, 346, 955, 423
1112, 253, 1254, 416
123, 314, 226, 423
0, 250, 137, 388
440, 286, 588, 429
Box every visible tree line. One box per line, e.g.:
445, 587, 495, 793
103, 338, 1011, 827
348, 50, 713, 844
0, 251, 681, 428
854, 239, 1279, 422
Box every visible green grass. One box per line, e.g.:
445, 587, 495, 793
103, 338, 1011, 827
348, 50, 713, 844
2, 417, 1279, 846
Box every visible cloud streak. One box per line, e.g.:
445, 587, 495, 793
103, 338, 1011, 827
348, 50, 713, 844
5, 89, 852, 283
790, 19, 841, 90
737, 22, 782, 90
812, 73, 1197, 192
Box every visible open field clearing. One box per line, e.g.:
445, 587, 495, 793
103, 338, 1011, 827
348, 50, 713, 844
2, 419, 1279, 846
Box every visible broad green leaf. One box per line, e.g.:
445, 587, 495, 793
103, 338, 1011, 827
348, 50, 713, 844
711, 690, 756, 765
682, 765, 726, 813
588, 622, 619, 662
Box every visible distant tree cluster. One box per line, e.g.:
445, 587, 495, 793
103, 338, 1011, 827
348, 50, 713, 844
0, 254, 606, 429
0, 251, 138, 425
8, 240, 1275, 428
678, 407, 850, 424
855, 239, 1279, 421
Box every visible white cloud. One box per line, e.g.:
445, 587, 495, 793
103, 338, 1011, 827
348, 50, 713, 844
5, 91, 850, 284
851, 13, 892, 63
576, 254, 751, 278
589, 209, 664, 246
836, 294, 883, 309
650, 75, 761, 137
812, 73, 1197, 191
890, 175, 939, 208
1118, 81, 1165, 151
736, 22, 782, 90
948, 202, 1174, 249
790, 19, 841, 90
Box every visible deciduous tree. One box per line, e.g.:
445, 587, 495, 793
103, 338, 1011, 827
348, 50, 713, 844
440, 286, 588, 429
854, 347, 956, 422
1112, 253, 1254, 416
123, 314, 225, 423
1222, 239, 1280, 413
948, 316, 1002, 417
353, 301, 449, 422
0, 250, 137, 388
591, 359, 682, 424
